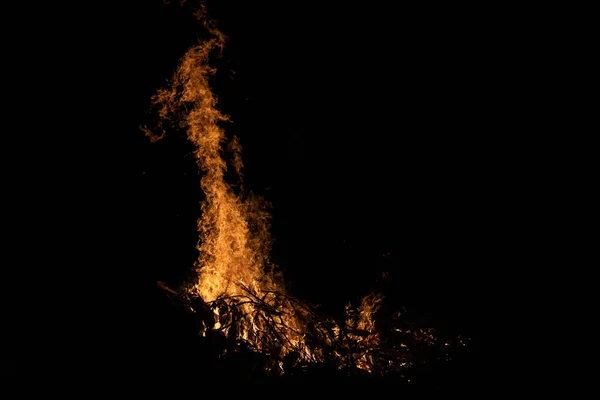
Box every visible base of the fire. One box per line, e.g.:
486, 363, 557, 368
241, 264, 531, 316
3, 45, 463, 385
155, 281, 472, 384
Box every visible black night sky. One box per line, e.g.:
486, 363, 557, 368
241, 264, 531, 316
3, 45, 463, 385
71, 0, 504, 384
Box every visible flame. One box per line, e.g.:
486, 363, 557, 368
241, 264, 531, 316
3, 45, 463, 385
144, 2, 457, 377
142, 5, 314, 367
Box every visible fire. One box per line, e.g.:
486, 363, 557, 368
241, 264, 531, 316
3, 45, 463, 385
143, 5, 270, 304
144, 1, 463, 378
143, 5, 315, 367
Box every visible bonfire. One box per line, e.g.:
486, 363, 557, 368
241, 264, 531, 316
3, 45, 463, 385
143, 1, 469, 381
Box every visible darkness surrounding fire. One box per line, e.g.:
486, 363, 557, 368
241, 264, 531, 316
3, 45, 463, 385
96, 0, 492, 384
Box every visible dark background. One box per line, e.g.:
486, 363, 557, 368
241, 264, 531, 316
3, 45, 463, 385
106, 0, 507, 338
11, 0, 575, 386
39, 3, 526, 378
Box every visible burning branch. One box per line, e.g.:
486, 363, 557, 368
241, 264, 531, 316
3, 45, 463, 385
155, 280, 447, 377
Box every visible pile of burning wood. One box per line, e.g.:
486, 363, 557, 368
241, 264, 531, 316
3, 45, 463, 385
156, 281, 468, 381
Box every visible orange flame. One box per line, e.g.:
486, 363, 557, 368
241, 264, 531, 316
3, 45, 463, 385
142, 8, 312, 365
